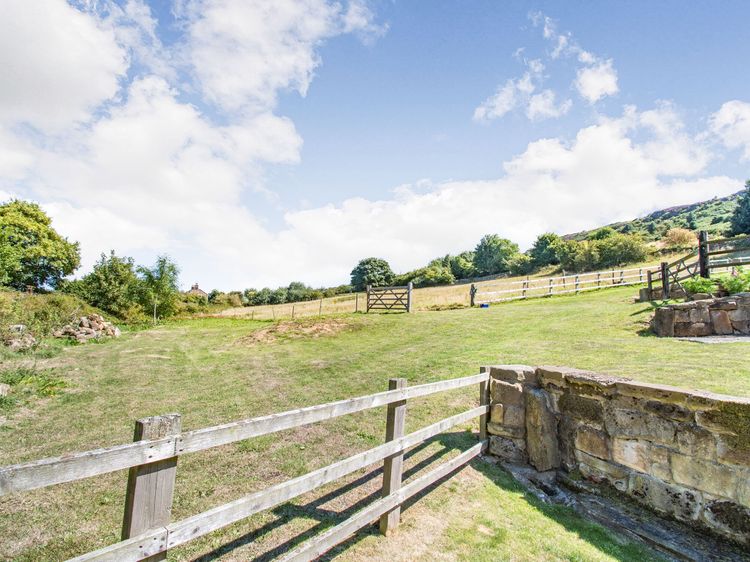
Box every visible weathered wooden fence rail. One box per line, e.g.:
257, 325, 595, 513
471, 266, 646, 306
645, 231, 750, 299
0, 373, 489, 561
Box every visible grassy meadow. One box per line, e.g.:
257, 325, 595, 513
1, 285, 748, 561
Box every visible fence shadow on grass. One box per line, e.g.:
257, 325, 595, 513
190, 430, 656, 562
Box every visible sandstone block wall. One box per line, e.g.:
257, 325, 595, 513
483, 364, 750, 545
652, 293, 750, 337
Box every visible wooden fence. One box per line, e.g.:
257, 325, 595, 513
0, 373, 489, 561
471, 266, 647, 306
646, 232, 750, 299
366, 283, 412, 312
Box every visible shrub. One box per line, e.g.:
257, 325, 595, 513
662, 228, 698, 249
411, 265, 455, 287
716, 269, 750, 294
508, 254, 534, 275
596, 234, 648, 268
682, 276, 717, 295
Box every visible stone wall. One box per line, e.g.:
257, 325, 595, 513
652, 293, 750, 337
483, 365, 750, 545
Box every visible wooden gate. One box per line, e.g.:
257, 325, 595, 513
366, 283, 412, 313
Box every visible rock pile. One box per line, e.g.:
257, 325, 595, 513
3, 324, 37, 352
54, 314, 121, 343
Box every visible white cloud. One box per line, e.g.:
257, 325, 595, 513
709, 100, 750, 160
180, 0, 381, 114
474, 59, 571, 122
575, 59, 619, 104
530, 12, 619, 104
526, 90, 572, 121
0, 0, 127, 131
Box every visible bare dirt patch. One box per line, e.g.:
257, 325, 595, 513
238, 318, 361, 345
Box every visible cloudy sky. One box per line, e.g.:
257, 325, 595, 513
1, 1, 749, 290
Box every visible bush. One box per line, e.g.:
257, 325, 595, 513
508, 254, 534, 275
716, 269, 750, 294
662, 228, 698, 249
682, 276, 717, 295
0, 289, 101, 338
411, 265, 455, 287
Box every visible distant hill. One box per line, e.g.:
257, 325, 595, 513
565, 191, 741, 242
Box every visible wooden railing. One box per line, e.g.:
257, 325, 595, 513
646, 232, 750, 299
471, 266, 647, 305
0, 373, 489, 561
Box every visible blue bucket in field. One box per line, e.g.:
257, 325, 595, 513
480, 303, 489, 308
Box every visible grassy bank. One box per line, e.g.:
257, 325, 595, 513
1, 286, 746, 560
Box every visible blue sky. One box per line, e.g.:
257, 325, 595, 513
1, 1, 749, 290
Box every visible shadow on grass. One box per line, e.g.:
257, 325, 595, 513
192, 431, 657, 562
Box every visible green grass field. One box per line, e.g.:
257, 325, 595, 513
1, 286, 748, 561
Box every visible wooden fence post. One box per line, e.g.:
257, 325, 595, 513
548, 278, 553, 296
319, 299, 323, 316
522, 280, 527, 299
479, 378, 489, 441
647, 270, 653, 300
406, 282, 413, 313
597, 272, 601, 287
575, 275, 580, 293
292, 305, 295, 320
660, 261, 670, 298
355, 293, 359, 313
639, 268, 643, 283
698, 230, 710, 278
122, 414, 181, 561
469, 284, 477, 307
380, 378, 407, 536
366, 285, 371, 313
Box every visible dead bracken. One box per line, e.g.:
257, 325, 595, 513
238, 318, 359, 345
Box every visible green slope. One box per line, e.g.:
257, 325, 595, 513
566, 191, 741, 242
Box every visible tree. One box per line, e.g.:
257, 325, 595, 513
0, 200, 80, 290
508, 254, 534, 275
529, 233, 562, 267
472, 235, 519, 276
350, 258, 394, 291
410, 265, 455, 287
137, 255, 180, 321
730, 181, 750, 235
448, 251, 477, 279
596, 234, 648, 267
72, 251, 142, 319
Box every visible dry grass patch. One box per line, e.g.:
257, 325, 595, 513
238, 317, 363, 345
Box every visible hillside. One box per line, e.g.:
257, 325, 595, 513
565, 190, 741, 242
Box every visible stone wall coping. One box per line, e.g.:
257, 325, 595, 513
485, 364, 750, 408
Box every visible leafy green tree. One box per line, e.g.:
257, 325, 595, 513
70, 251, 142, 319
137, 255, 180, 321
472, 235, 519, 275
730, 180, 750, 235
287, 281, 312, 302
448, 251, 477, 279
529, 233, 562, 267
350, 258, 395, 291
252, 288, 273, 305
0, 200, 80, 290
411, 265, 455, 287
269, 287, 288, 304
508, 254, 534, 275
597, 234, 648, 267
